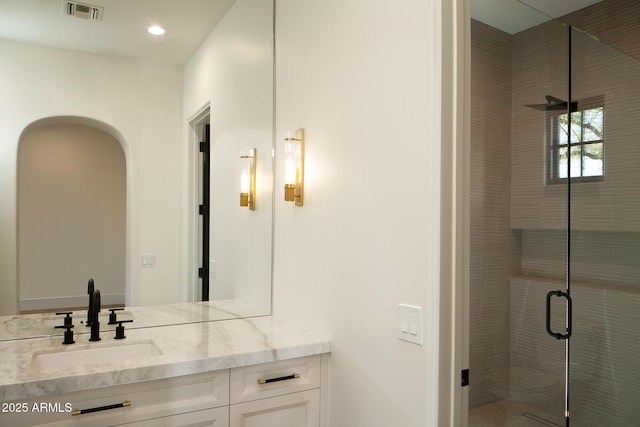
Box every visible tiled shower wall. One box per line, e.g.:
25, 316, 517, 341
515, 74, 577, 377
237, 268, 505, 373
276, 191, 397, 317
561, 0, 640, 62
469, 20, 521, 409
510, 17, 640, 233
511, 5, 640, 282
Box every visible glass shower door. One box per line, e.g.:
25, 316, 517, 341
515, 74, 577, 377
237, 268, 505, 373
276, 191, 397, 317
468, 8, 572, 425
470, 2, 640, 426
568, 25, 640, 426
509, 18, 572, 427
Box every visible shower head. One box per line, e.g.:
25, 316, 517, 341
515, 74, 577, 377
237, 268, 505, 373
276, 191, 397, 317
525, 95, 577, 111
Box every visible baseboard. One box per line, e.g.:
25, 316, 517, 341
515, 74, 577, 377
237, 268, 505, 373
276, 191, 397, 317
19, 293, 125, 313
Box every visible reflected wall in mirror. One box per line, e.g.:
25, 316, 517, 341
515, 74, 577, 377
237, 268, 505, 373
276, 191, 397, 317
0, 0, 274, 337
185, 0, 274, 317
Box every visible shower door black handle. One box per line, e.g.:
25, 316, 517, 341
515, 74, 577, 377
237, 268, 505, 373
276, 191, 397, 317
546, 290, 572, 339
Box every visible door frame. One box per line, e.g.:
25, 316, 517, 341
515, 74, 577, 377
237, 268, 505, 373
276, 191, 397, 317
451, 5, 582, 426
441, 0, 470, 425
187, 104, 211, 303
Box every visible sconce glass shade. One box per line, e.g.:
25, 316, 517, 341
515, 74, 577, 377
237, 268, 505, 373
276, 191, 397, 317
240, 148, 257, 210
284, 137, 297, 185
283, 129, 304, 206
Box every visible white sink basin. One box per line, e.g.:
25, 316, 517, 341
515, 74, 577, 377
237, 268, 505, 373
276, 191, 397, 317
30, 340, 162, 371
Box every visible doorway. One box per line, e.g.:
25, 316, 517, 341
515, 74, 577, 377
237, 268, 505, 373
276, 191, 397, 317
190, 107, 211, 302
468, 1, 640, 425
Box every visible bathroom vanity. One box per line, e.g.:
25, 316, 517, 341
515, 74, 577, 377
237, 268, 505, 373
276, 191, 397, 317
0, 316, 330, 426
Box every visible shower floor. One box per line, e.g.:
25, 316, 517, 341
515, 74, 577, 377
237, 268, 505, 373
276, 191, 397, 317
469, 400, 563, 427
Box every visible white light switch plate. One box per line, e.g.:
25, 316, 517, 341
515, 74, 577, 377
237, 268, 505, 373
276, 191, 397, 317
141, 254, 155, 268
398, 303, 423, 345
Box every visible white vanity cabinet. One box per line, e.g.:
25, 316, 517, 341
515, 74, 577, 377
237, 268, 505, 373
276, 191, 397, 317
1, 355, 327, 427
229, 356, 324, 427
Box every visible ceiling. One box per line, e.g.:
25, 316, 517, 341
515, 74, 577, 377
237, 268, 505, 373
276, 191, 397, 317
471, 0, 604, 34
0, 0, 605, 63
0, 0, 236, 65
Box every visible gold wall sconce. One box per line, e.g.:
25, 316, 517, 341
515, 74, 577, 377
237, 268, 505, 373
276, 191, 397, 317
284, 129, 304, 206
240, 148, 257, 210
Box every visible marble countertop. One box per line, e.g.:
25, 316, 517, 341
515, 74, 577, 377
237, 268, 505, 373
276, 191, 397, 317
0, 316, 331, 402
0, 300, 270, 341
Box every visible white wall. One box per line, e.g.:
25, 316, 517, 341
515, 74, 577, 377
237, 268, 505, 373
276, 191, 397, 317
18, 123, 126, 311
272, 0, 445, 425
183, 0, 274, 312
0, 38, 184, 314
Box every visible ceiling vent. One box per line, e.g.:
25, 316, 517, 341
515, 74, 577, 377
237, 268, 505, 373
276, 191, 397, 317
64, 1, 103, 21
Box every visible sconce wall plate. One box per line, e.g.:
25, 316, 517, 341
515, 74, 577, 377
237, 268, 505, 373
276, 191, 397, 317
240, 148, 257, 210
284, 128, 304, 207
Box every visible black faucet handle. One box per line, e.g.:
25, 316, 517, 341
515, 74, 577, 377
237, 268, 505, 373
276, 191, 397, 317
114, 320, 133, 340
87, 278, 95, 326
108, 308, 125, 325
55, 312, 74, 327
89, 290, 101, 342
55, 324, 75, 345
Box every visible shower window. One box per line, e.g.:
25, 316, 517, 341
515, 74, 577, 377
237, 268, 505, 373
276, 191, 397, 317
548, 100, 604, 182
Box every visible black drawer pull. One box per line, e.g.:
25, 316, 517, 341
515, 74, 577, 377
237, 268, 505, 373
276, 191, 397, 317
257, 373, 301, 384
72, 400, 131, 416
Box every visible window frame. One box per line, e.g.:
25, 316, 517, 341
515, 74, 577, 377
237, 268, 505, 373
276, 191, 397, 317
546, 96, 605, 184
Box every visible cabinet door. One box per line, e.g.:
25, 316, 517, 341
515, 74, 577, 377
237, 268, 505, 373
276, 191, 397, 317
229, 389, 319, 427
115, 406, 229, 427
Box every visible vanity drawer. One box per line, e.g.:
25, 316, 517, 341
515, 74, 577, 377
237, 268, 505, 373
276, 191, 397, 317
230, 355, 321, 404
1, 370, 229, 427
113, 406, 229, 427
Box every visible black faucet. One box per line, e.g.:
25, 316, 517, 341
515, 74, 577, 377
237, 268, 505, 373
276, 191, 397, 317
55, 311, 74, 327
114, 320, 133, 340
55, 312, 75, 345
86, 278, 95, 327
89, 289, 101, 341
108, 308, 125, 325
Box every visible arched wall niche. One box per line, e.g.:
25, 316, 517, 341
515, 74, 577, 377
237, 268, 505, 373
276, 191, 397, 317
17, 116, 130, 312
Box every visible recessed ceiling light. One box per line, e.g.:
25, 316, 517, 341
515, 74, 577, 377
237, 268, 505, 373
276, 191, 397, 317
148, 25, 166, 36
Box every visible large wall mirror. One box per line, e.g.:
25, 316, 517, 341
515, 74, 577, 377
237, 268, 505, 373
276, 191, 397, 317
0, 0, 274, 340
